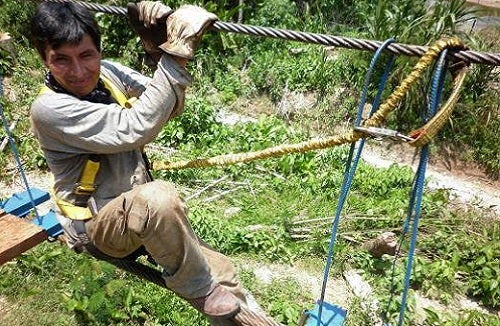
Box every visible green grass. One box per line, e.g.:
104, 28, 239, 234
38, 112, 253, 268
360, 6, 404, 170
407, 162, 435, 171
1, 98, 498, 325
1, 162, 498, 325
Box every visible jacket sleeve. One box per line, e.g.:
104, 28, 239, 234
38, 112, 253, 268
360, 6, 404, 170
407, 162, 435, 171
31, 55, 191, 154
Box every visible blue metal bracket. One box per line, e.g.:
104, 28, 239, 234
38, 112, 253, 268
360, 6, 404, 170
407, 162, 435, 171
1, 188, 50, 217
33, 210, 64, 238
301, 301, 347, 326
1, 188, 63, 238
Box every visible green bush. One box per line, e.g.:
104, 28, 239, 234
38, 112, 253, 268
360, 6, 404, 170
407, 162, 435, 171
0, 1, 36, 42
156, 97, 220, 148
0, 45, 14, 76
463, 240, 500, 308
443, 63, 500, 179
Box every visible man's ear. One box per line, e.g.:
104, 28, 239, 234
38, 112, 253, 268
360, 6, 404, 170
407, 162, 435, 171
41, 59, 49, 68
41, 48, 51, 68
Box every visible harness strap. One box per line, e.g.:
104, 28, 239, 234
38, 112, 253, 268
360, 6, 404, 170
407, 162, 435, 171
74, 154, 100, 195
41, 73, 137, 220
100, 74, 138, 108
53, 195, 93, 220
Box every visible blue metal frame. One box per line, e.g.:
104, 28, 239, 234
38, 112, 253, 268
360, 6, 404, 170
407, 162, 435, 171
304, 301, 347, 326
33, 210, 64, 238
1, 72, 63, 238
1, 188, 50, 217
1, 188, 63, 238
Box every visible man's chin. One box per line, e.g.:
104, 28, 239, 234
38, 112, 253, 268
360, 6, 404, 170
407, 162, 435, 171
71, 87, 94, 98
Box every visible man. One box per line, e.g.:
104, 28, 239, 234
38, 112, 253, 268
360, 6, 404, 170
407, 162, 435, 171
29, 2, 260, 325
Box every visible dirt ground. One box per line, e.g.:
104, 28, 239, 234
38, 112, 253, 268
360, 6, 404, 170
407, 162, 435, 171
362, 142, 500, 216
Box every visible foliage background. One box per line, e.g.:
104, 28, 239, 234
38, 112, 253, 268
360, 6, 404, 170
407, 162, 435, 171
0, 0, 499, 325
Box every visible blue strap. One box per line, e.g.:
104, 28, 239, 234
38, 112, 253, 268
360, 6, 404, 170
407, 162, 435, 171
0, 73, 42, 224
382, 49, 449, 326
315, 38, 396, 326
396, 49, 449, 326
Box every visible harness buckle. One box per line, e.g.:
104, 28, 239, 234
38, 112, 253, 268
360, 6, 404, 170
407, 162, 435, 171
74, 183, 96, 195
354, 126, 414, 142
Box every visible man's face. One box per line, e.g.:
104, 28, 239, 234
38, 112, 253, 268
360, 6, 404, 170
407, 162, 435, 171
43, 34, 101, 98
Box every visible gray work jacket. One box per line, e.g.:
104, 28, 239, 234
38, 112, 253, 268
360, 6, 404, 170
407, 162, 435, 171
31, 55, 191, 213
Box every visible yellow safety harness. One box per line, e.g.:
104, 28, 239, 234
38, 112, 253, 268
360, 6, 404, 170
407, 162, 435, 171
41, 74, 137, 220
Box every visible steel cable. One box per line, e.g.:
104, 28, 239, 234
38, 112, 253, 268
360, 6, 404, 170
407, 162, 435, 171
46, 0, 500, 66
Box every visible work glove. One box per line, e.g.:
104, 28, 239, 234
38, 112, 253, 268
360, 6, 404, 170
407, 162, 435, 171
158, 5, 218, 60
127, 1, 173, 64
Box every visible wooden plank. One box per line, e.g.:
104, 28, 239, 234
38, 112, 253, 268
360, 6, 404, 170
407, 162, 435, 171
0, 214, 48, 265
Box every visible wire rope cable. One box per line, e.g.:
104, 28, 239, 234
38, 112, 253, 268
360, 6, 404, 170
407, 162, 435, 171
45, 0, 500, 66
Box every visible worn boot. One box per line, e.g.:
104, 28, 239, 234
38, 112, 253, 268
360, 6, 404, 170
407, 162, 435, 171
186, 283, 241, 318
207, 296, 285, 326
206, 307, 284, 326
206, 316, 238, 326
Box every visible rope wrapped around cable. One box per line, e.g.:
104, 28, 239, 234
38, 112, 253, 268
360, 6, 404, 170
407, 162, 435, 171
41, 1, 469, 169
152, 37, 468, 170
46, 0, 500, 66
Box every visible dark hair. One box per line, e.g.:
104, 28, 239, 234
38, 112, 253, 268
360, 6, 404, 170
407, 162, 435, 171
30, 2, 101, 60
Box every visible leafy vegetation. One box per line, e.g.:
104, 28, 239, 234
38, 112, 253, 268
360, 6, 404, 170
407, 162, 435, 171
1, 0, 499, 325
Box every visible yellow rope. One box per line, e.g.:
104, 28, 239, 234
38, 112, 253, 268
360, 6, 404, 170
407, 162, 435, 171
153, 132, 359, 170
362, 37, 466, 128
153, 37, 467, 171
408, 66, 468, 147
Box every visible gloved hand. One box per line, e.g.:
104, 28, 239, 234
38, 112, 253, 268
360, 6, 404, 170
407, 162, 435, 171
127, 1, 173, 64
159, 5, 218, 60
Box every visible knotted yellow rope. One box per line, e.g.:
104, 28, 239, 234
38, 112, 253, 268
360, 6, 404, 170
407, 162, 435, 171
408, 65, 468, 147
153, 37, 467, 171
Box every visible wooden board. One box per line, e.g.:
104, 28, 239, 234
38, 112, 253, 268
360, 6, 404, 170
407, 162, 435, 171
0, 213, 48, 265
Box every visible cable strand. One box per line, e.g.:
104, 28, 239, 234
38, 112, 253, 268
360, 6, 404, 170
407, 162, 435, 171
45, 0, 500, 66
